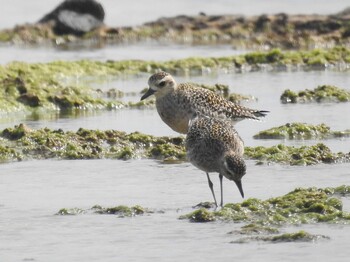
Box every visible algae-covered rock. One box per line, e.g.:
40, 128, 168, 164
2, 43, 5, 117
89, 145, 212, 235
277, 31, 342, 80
0, 144, 22, 163
281, 85, 350, 103
179, 208, 216, 222
2, 11, 350, 49
56, 204, 151, 217
180, 186, 350, 225
229, 223, 280, 235
0, 61, 258, 115
0, 124, 186, 163
231, 230, 330, 243
92, 205, 148, 217
0, 66, 114, 114
1, 125, 349, 165
56, 207, 85, 215
253, 122, 350, 140
0, 49, 349, 115
244, 143, 350, 165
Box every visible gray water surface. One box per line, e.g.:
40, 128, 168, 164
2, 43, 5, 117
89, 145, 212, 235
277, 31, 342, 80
1, 160, 350, 262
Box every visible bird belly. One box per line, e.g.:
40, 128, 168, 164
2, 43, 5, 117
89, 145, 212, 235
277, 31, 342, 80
186, 144, 221, 173
156, 100, 190, 134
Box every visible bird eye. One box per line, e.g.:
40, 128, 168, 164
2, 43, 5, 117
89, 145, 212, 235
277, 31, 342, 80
158, 81, 166, 88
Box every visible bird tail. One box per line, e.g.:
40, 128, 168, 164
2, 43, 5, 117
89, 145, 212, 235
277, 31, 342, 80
252, 110, 269, 118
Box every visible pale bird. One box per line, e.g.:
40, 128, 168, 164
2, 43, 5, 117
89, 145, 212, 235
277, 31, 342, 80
141, 71, 268, 134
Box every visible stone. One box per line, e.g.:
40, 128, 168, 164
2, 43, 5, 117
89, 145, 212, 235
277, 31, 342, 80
38, 0, 105, 36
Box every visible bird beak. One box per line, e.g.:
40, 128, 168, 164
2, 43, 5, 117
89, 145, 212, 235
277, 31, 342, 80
234, 180, 244, 198
140, 88, 156, 101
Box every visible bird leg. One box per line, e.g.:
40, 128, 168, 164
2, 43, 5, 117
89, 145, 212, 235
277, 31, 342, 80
219, 174, 223, 207
206, 172, 218, 207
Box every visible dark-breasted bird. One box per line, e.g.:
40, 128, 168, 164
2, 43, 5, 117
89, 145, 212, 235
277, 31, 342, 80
186, 115, 246, 207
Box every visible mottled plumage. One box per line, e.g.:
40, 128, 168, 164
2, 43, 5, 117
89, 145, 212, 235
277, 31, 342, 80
141, 71, 268, 134
186, 116, 246, 207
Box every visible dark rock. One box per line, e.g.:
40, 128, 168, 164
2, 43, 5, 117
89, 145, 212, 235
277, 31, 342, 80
342, 28, 350, 38
276, 13, 289, 26
255, 14, 270, 32
17, 93, 40, 107
38, 0, 105, 36
295, 20, 342, 34
192, 21, 209, 30
15, 77, 27, 94
208, 15, 223, 22
272, 13, 289, 34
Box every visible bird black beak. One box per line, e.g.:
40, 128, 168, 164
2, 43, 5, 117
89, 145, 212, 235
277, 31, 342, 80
234, 180, 244, 198
140, 88, 156, 101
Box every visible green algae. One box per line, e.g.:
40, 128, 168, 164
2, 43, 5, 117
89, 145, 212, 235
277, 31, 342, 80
262, 230, 330, 243
0, 68, 112, 114
0, 124, 186, 163
229, 223, 280, 235
92, 205, 148, 217
180, 186, 350, 225
244, 143, 350, 165
1, 125, 349, 165
180, 208, 216, 223
281, 85, 350, 104
56, 205, 150, 217
253, 122, 350, 140
1, 47, 349, 115
0, 60, 257, 115
0, 144, 22, 163
56, 208, 85, 215
231, 230, 330, 243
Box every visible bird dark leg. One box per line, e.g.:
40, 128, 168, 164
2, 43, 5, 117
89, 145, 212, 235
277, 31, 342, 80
219, 174, 223, 207
206, 172, 218, 207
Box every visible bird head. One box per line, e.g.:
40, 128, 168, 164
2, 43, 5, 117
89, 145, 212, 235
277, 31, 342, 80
221, 153, 246, 198
141, 71, 176, 100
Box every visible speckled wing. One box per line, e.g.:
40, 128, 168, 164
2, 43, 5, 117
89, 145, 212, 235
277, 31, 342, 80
187, 116, 244, 156
177, 83, 268, 122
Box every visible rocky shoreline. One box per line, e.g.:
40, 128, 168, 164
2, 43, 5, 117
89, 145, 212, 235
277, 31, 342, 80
1, 8, 350, 49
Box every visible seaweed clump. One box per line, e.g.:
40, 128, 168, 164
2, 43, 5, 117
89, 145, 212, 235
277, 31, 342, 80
281, 85, 350, 103
0, 125, 186, 163
231, 230, 330, 243
1, 125, 349, 165
244, 143, 350, 165
92, 205, 148, 217
57, 204, 151, 217
253, 122, 350, 140
180, 186, 350, 225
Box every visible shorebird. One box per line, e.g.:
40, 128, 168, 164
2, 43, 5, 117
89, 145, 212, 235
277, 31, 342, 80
186, 115, 246, 207
141, 71, 268, 134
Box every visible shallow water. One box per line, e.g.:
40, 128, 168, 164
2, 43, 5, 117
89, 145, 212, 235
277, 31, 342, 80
0, 43, 245, 65
1, 160, 350, 262
1, 1, 350, 261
